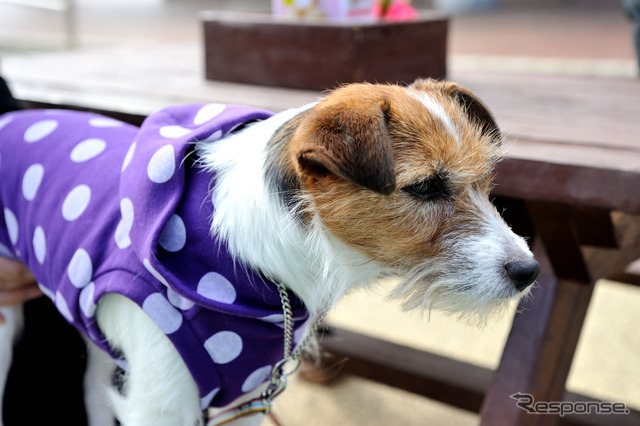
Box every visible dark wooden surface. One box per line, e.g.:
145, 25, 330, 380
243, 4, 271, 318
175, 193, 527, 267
2, 45, 639, 425
202, 11, 448, 90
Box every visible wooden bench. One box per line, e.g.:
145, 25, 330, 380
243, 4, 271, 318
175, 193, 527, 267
3, 46, 640, 425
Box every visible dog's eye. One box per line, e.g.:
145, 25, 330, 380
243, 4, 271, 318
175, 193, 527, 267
403, 175, 448, 201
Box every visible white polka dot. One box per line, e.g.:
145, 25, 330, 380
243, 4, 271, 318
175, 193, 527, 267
24, 119, 58, 143
167, 288, 195, 310
241, 365, 273, 393
62, 184, 91, 221
55, 291, 74, 322
70, 138, 107, 162
202, 129, 223, 143
142, 293, 182, 334
293, 320, 310, 344
3, 208, 19, 245
89, 117, 122, 128
194, 104, 226, 126
38, 282, 54, 300
79, 282, 97, 318
121, 142, 136, 172
260, 314, 285, 328
22, 163, 44, 201
0, 115, 13, 131
200, 388, 220, 410
0, 242, 13, 258
197, 272, 236, 304
68, 248, 92, 288
33, 226, 46, 264
143, 258, 170, 287
159, 125, 191, 139
115, 198, 134, 249
159, 214, 186, 252
204, 331, 243, 364
147, 145, 175, 183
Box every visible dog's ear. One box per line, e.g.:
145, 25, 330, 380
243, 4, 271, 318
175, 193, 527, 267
291, 97, 396, 195
412, 79, 502, 145
447, 84, 501, 144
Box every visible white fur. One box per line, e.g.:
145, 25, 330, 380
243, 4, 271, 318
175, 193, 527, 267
84, 339, 118, 426
197, 106, 388, 314
95, 294, 271, 426
96, 294, 201, 426
0, 305, 22, 426
412, 92, 461, 144
391, 188, 534, 324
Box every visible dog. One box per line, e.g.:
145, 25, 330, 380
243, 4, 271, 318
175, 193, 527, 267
0, 79, 540, 425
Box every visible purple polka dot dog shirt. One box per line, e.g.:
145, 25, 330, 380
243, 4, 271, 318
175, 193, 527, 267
0, 104, 309, 409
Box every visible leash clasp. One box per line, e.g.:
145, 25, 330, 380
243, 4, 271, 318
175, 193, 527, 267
261, 358, 299, 405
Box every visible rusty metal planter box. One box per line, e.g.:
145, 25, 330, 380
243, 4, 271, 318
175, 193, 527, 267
201, 11, 448, 90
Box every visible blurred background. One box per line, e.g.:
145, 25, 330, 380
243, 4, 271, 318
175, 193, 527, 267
0, 0, 636, 76
0, 1, 638, 425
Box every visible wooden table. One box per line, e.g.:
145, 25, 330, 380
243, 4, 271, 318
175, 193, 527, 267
3, 46, 640, 425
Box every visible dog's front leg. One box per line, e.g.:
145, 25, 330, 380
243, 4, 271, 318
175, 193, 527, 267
0, 306, 22, 426
96, 294, 202, 426
84, 339, 118, 426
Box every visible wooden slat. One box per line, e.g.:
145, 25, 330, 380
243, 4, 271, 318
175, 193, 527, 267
494, 158, 640, 214
480, 242, 560, 426
479, 232, 596, 425
314, 327, 640, 426
452, 71, 640, 150
3, 45, 321, 115
527, 203, 591, 283
571, 207, 617, 248
518, 281, 594, 426
317, 326, 491, 413
581, 213, 640, 283
504, 137, 640, 174
5, 51, 640, 150
610, 259, 640, 286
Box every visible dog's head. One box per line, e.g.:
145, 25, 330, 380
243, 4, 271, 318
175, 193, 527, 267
269, 79, 539, 319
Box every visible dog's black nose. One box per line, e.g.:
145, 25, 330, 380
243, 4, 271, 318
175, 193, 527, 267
505, 258, 541, 291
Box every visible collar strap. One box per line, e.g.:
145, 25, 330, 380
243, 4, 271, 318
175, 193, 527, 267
206, 398, 270, 426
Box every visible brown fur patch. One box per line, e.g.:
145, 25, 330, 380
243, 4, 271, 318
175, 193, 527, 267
274, 80, 503, 270
291, 87, 396, 195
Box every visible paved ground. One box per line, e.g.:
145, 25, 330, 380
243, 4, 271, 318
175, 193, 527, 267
0, 1, 638, 425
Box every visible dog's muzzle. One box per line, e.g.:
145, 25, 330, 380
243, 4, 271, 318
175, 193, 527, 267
505, 258, 541, 291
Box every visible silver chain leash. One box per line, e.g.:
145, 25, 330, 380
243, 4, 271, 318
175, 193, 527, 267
207, 278, 326, 425
261, 278, 327, 406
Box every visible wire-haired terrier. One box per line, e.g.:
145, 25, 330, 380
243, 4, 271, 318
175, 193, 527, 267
0, 79, 539, 425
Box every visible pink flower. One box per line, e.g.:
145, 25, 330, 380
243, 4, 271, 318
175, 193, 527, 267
374, 1, 417, 22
